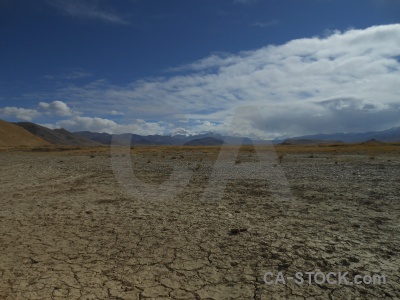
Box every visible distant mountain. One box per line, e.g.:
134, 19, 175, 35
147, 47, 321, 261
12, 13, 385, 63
190, 133, 256, 145
0, 120, 49, 147
75, 126, 400, 146
75, 131, 182, 145
286, 127, 400, 143
15, 123, 100, 146
280, 139, 343, 145
75, 131, 264, 146
145, 135, 183, 145
184, 137, 224, 146
74, 131, 113, 144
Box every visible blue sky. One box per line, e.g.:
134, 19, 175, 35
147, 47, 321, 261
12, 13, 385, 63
0, 0, 399, 138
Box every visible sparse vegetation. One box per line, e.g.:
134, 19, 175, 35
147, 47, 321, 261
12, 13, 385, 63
4, 142, 400, 157
278, 153, 285, 164
193, 163, 201, 171
31, 147, 51, 152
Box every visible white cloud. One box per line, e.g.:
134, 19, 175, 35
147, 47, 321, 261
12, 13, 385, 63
39, 100, 75, 116
110, 110, 124, 116
39, 123, 59, 130
46, 0, 129, 24
25, 24, 400, 138
64, 69, 93, 80
56, 116, 166, 135
56, 116, 117, 133
0, 107, 40, 121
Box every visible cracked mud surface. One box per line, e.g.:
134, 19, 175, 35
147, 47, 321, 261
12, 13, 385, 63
1, 148, 399, 299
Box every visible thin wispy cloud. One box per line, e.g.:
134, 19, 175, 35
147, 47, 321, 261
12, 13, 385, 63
252, 20, 280, 28
46, 0, 129, 24
44, 69, 93, 81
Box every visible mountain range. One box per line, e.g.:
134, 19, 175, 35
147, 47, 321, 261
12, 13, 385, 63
75, 126, 400, 145
1, 119, 400, 147
280, 127, 400, 143
75, 131, 260, 146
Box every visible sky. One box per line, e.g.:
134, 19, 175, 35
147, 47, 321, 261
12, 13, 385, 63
0, 0, 399, 138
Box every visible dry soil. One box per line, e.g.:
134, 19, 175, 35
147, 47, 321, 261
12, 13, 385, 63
0, 147, 399, 299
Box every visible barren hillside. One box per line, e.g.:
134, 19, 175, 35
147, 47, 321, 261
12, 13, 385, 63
0, 120, 49, 147
15, 122, 101, 146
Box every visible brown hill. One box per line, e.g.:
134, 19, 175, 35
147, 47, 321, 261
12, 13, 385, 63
0, 120, 49, 147
15, 122, 101, 146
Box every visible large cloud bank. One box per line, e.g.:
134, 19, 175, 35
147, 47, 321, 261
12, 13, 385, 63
2, 24, 400, 138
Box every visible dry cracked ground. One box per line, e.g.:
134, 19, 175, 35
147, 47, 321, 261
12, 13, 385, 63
0, 147, 399, 299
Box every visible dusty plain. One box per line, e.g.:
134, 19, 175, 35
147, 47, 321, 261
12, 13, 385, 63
0, 144, 399, 299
